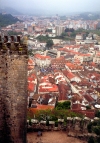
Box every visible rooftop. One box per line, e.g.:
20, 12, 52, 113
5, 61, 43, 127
34, 54, 51, 60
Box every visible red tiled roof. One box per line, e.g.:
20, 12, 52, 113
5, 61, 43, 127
72, 104, 82, 110
28, 73, 37, 81
63, 70, 76, 79
58, 84, 70, 101
39, 84, 58, 93
95, 88, 100, 93
84, 94, 95, 103
89, 62, 96, 67
28, 77, 33, 82
65, 62, 83, 70
71, 109, 95, 119
34, 54, 51, 60
72, 94, 83, 103
28, 59, 34, 65
78, 81, 91, 87
29, 104, 54, 113
28, 59, 35, 70
39, 75, 59, 93
28, 73, 37, 92
30, 73, 37, 79
28, 82, 35, 92
28, 65, 34, 70
73, 59, 81, 64
96, 52, 100, 56
58, 48, 91, 57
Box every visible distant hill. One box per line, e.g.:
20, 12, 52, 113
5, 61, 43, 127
76, 12, 100, 20
0, 7, 22, 15
0, 13, 20, 27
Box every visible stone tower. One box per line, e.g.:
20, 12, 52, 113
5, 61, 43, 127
0, 36, 28, 143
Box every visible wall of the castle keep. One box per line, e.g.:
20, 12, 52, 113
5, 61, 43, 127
0, 52, 28, 142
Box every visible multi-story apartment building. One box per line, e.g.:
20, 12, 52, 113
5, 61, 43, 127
56, 25, 65, 36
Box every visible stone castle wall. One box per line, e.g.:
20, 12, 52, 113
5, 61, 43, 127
0, 36, 28, 143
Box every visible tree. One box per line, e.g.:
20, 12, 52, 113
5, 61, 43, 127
86, 105, 91, 110
70, 32, 76, 37
36, 35, 49, 42
87, 122, 92, 133
65, 28, 74, 33
45, 29, 52, 32
95, 110, 100, 118
0, 13, 20, 27
55, 101, 71, 110
28, 49, 34, 56
93, 126, 100, 135
61, 32, 68, 39
46, 39, 54, 49
88, 136, 95, 143
62, 101, 71, 109
8, 30, 22, 36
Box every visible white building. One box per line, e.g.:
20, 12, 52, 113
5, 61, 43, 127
34, 54, 51, 67
93, 53, 100, 63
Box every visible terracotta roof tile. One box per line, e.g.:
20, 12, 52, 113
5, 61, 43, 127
65, 62, 83, 70
29, 104, 54, 113
34, 54, 51, 60
71, 109, 95, 119
63, 70, 76, 79
84, 94, 95, 103
28, 82, 35, 92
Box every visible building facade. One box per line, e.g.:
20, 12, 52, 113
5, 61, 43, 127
56, 25, 65, 36
34, 54, 51, 67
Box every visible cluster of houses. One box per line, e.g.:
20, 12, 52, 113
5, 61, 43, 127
27, 40, 100, 119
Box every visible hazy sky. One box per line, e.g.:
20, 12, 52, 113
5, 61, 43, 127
0, 0, 100, 14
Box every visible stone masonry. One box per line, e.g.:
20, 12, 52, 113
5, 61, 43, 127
0, 36, 28, 143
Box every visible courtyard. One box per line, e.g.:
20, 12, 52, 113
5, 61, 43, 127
27, 131, 87, 143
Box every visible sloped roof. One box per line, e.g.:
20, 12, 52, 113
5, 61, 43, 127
28, 82, 35, 92
71, 109, 95, 119
29, 104, 54, 113
34, 54, 51, 60
39, 84, 58, 93
65, 62, 83, 70
84, 94, 95, 103
28, 59, 35, 70
63, 70, 76, 79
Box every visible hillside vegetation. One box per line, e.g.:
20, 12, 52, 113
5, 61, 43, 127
0, 13, 20, 27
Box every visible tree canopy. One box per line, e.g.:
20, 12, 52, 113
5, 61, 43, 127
65, 28, 74, 33
27, 108, 83, 122
46, 39, 54, 49
45, 29, 52, 32
28, 49, 34, 56
55, 101, 71, 110
36, 35, 49, 42
8, 30, 22, 36
95, 110, 100, 118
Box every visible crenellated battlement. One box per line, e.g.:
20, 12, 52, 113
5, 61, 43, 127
0, 35, 27, 55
